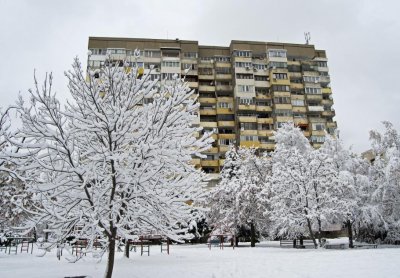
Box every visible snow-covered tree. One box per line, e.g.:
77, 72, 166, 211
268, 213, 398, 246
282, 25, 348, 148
3, 54, 212, 278
368, 121, 400, 242
208, 146, 270, 247
269, 123, 318, 246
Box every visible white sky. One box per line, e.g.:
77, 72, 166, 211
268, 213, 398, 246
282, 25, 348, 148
0, 0, 399, 153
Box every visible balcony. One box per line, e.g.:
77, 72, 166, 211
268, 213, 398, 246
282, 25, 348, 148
201, 160, 219, 167
303, 131, 311, 137
292, 106, 307, 113
215, 74, 232, 80
258, 130, 274, 137
322, 110, 335, 117
321, 99, 333, 106
327, 121, 337, 128
187, 82, 198, 89
216, 84, 233, 91
308, 106, 324, 112
198, 85, 215, 92
306, 94, 323, 101
200, 121, 217, 128
216, 107, 234, 114
256, 106, 272, 112
256, 93, 271, 100
312, 130, 326, 136
270, 78, 290, 86
219, 145, 230, 153
294, 118, 308, 126
204, 147, 219, 153
219, 159, 226, 166
290, 83, 304, 89
257, 117, 273, 124
238, 104, 256, 111
289, 72, 302, 78
240, 141, 260, 148
259, 143, 275, 150
218, 121, 235, 127
190, 158, 201, 166
210, 134, 218, 140
238, 116, 257, 122
199, 97, 216, 104
218, 133, 235, 139
198, 74, 214, 80
199, 109, 217, 116
274, 104, 292, 110
322, 87, 332, 94
240, 130, 258, 136
275, 116, 293, 122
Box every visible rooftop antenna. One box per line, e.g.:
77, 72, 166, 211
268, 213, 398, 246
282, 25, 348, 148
304, 32, 311, 45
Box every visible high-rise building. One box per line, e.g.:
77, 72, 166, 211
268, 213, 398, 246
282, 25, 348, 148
88, 37, 337, 181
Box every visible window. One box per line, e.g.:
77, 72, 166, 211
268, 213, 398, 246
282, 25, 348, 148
293, 112, 306, 118
274, 110, 292, 117
218, 102, 232, 109
161, 73, 178, 80
148, 74, 159, 81
273, 73, 288, 80
214, 56, 230, 62
144, 50, 161, 58
235, 62, 253, 68
310, 135, 325, 143
258, 123, 273, 130
255, 87, 269, 94
305, 87, 322, 94
253, 63, 266, 70
219, 139, 234, 145
256, 100, 271, 106
268, 49, 287, 58
239, 98, 254, 105
240, 135, 258, 141
200, 57, 213, 61
236, 74, 253, 79
238, 85, 254, 93
303, 76, 320, 83
233, 50, 251, 57
312, 123, 326, 131
89, 48, 107, 55
254, 75, 268, 81
199, 68, 213, 75
183, 52, 198, 58
182, 63, 197, 70
215, 67, 231, 74
291, 99, 305, 106
272, 85, 290, 92
316, 61, 328, 67
268, 62, 287, 69
162, 61, 180, 67
274, 97, 291, 104
240, 123, 257, 130
145, 63, 160, 69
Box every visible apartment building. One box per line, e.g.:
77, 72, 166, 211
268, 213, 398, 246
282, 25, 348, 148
88, 37, 337, 180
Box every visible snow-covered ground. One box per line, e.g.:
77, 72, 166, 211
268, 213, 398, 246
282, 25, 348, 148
1, 241, 399, 278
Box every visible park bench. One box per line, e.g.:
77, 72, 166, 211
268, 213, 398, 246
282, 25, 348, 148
353, 243, 378, 249
295, 239, 315, 249
325, 243, 346, 249
279, 239, 295, 248
71, 239, 88, 256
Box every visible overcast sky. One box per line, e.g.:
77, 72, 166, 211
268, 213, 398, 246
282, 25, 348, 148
1, 0, 399, 153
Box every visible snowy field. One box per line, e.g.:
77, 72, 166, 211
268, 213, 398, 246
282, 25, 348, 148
1, 241, 399, 278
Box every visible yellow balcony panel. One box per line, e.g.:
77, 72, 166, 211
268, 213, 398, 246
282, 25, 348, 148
215, 62, 231, 68
187, 82, 198, 89
240, 141, 260, 148
199, 85, 215, 92
218, 134, 236, 140
217, 97, 234, 102
294, 118, 309, 126
198, 74, 214, 80
238, 104, 256, 111
182, 69, 198, 76
199, 97, 217, 104
256, 106, 272, 112
292, 106, 307, 113
260, 143, 275, 150
289, 71, 302, 78
258, 130, 274, 137
238, 116, 257, 122
201, 160, 219, 167
275, 116, 293, 122
199, 109, 217, 116
322, 110, 335, 117
288, 60, 301, 66
327, 121, 337, 128
272, 91, 291, 97
192, 131, 200, 138
200, 121, 217, 128
219, 159, 225, 166
215, 74, 232, 80
256, 93, 271, 100
270, 79, 291, 86
290, 83, 304, 89
216, 108, 234, 114
291, 94, 305, 100
216, 85, 233, 91
322, 88, 332, 94
190, 158, 201, 165
234, 56, 252, 63
204, 147, 219, 153
210, 134, 218, 140
219, 145, 230, 153
218, 121, 235, 127
312, 130, 326, 136
274, 104, 292, 110
312, 143, 323, 149
257, 118, 273, 124
240, 130, 258, 136
321, 99, 334, 106
306, 94, 323, 101
303, 131, 311, 137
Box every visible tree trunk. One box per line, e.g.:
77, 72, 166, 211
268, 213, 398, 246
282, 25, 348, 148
104, 230, 117, 278
235, 235, 239, 247
250, 222, 256, 247
124, 239, 130, 258
317, 217, 323, 247
306, 218, 318, 249
347, 219, 354, 248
